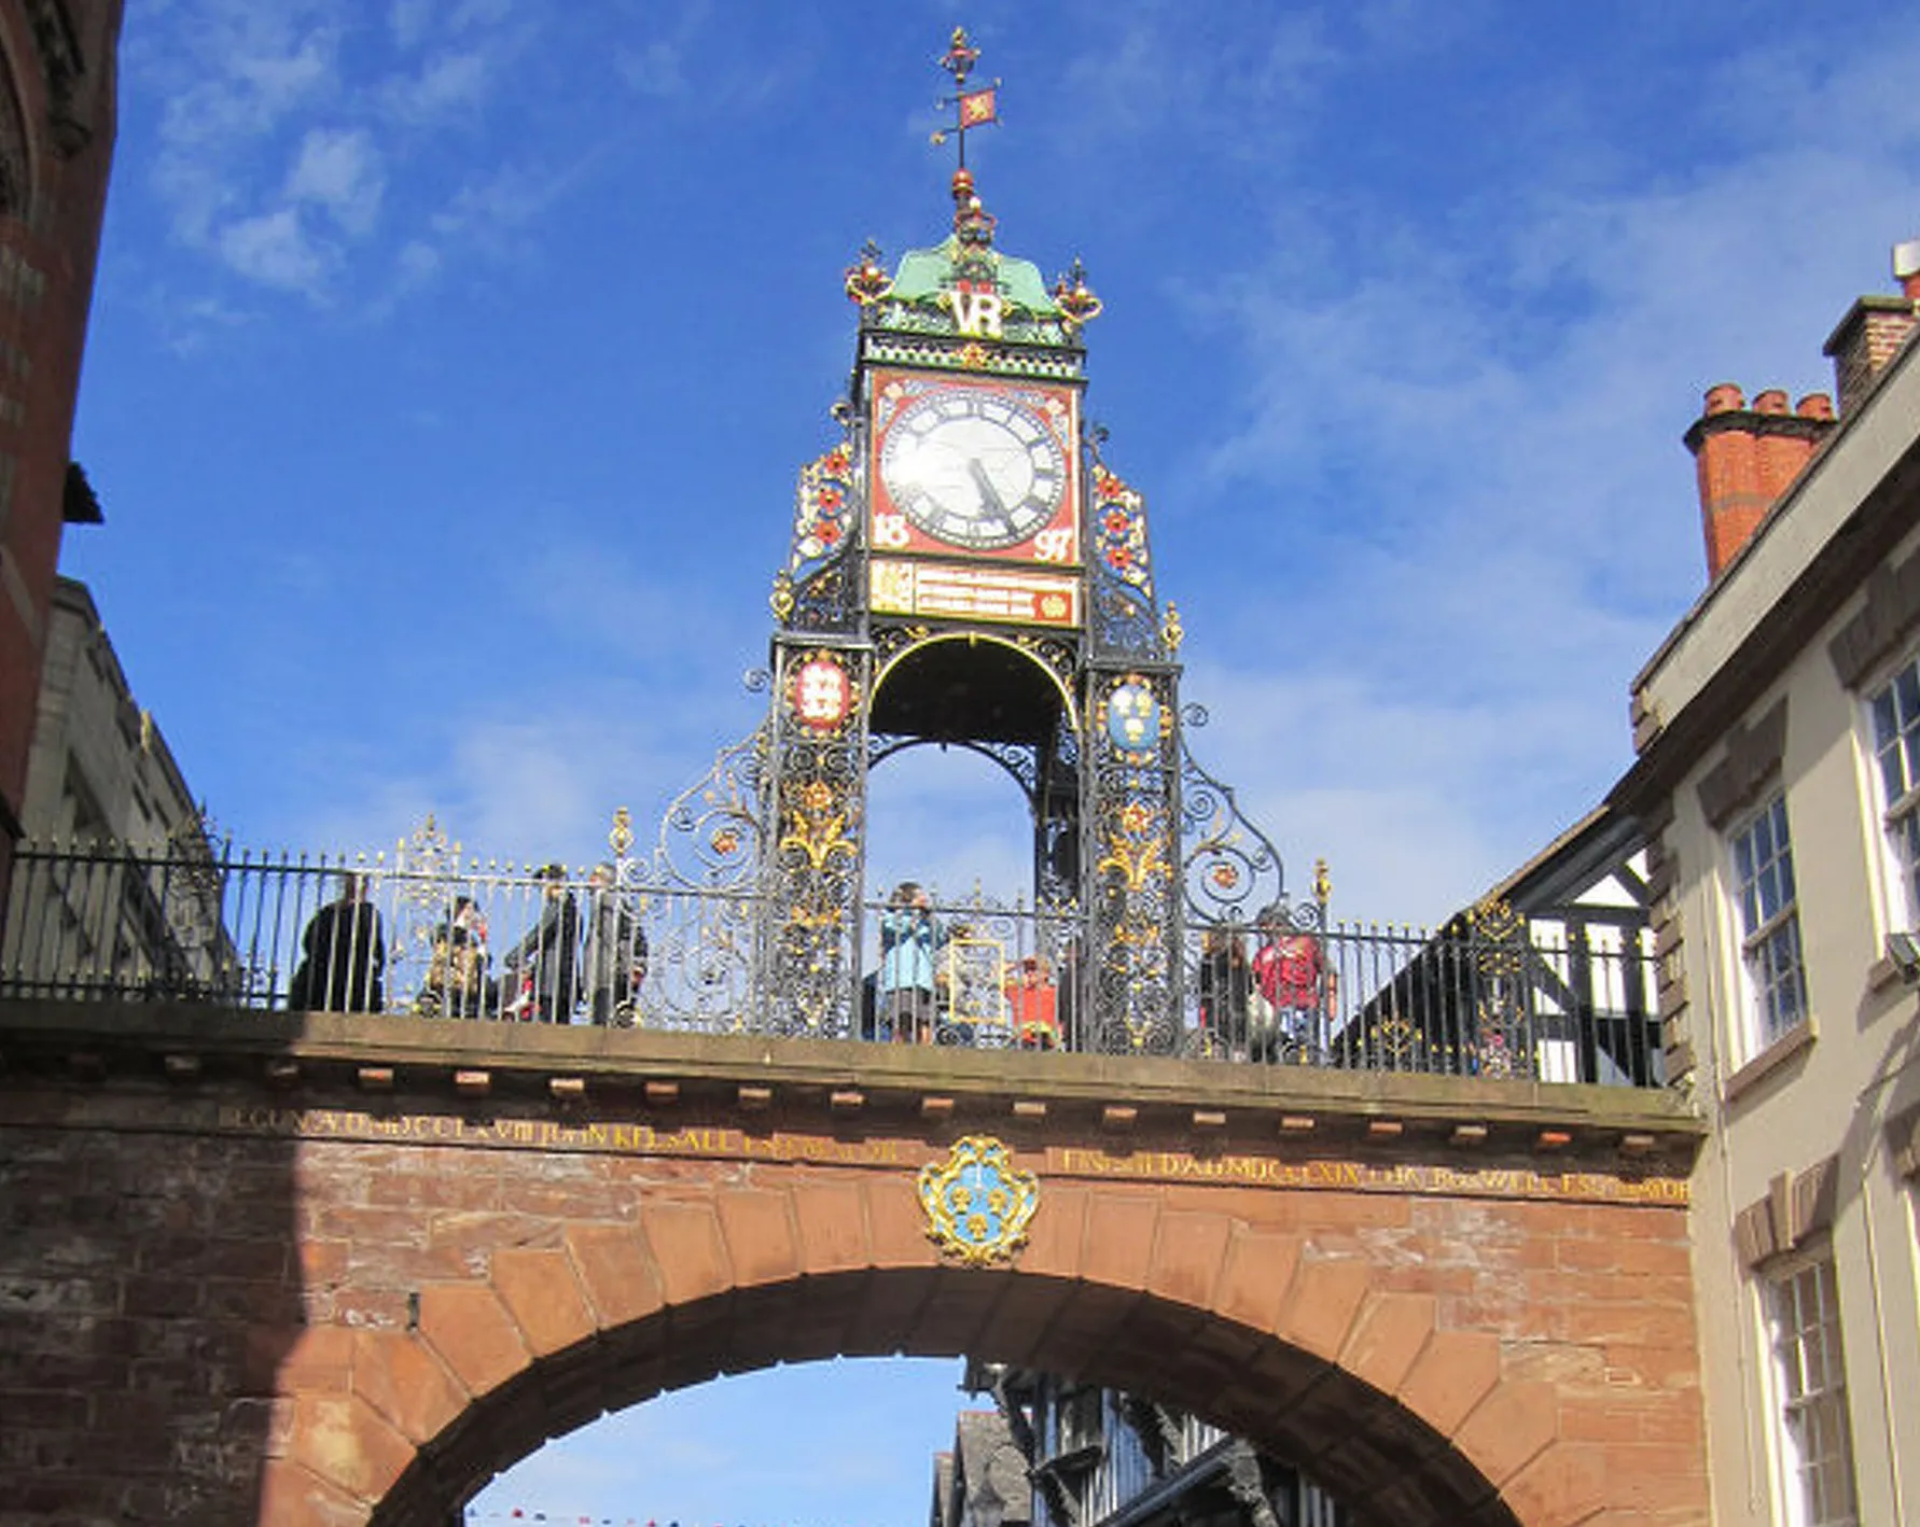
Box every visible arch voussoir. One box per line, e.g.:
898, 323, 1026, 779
260, 1456, 374, 1527
1144, 1208, 1233, 1309
1338, 1289, 1439, 1396
1452, 1378, 1561, 1492
350, 1329, 466, 1445
1395, 1326, 1502, 1435
288, 1391, 416, 1508
563, 1221, 664, 1326
1014, 1178, 1089, 1279
714, 1186, 803, 1287
791, 1178, 869, 1275
864, 1172, 942, 1270
637, 1197, 732, 1305
1212, 1224, 1303, 1333
1081, 1188, 1161, 1289
1274, 1255, 1371, 1362
415, 1283, 533, 1398
1500, 1439, 1608, 1527
489, 1246, 597, 1357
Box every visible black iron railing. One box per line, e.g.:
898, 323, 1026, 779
0, 837, 1662, 1087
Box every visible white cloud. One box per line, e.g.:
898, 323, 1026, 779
215, 206, 334, 295
285, 126, 385, 235
384, 47, 492, 123
1130, 14, 1920, 927
616, 39, 687, 99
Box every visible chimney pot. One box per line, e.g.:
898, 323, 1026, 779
1895, 237, 1920, 302
1754, 388, 1789, 415
1704, 382, 1745, 415
1796, 392, 1834, 421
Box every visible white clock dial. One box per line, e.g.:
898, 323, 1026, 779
879, 389, 1066, 549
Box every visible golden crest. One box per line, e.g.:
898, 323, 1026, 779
918, 1135, 1039, 1266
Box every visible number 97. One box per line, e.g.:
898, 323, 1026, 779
1032, 527, 1074, 563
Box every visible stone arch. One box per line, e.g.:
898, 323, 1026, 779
269, 1169, 1609, 1527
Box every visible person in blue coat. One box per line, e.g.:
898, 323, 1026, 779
878, 880, 944, 1043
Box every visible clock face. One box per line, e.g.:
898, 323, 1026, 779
878, 388, 1069, 550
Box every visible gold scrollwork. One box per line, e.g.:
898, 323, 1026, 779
778, 779, 857, 873
1097, 799, 1170, 892
918, 1135, 1039, 1266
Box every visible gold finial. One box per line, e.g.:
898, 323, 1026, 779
1161, 601, 1184, 652
771, 570, 795, 621
1313, 857, 1331, 907
843, 238, 892, 306
609, 807, 634, 859
1053, 257, 1103, 329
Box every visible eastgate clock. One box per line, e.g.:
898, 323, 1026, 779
877, 385, 1068, 551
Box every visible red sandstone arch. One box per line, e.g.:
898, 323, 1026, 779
265, 1169, 1638, 1527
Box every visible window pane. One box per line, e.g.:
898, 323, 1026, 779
1769, 1258, 1857, 1527
1731, 795, 1808, 1054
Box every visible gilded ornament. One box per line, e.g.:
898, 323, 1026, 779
918, 1135, 1038, 1266
778, 778, 857, 873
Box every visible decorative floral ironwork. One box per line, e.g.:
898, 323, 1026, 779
1085, 669, 1182, 1055
1090, 461, 1153, 598
1179, 741, 1286, 929
780, 435, 859, 633
844, 239, 893, 307
1052, 257, 1103, 330
918, 1134, 1038, 1266
757, 643, 872, 1037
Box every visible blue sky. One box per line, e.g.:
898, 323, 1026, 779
61, 1, 1920, 1521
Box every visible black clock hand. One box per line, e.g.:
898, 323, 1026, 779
967, 458, 1007, 517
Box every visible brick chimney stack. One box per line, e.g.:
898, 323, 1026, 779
1822, 237, 1920, 416
1684, 384, 1836, 579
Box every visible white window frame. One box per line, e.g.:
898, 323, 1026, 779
1762, 1249, 1858, 1527
1864, 649, 1920, 932
1727, 793, 1809, 1057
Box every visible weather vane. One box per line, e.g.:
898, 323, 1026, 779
930, 26, 999, 170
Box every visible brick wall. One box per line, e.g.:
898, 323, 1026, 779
0, 1062, 1710, 1527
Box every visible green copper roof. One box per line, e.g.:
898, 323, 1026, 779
891, 236, 1061, 316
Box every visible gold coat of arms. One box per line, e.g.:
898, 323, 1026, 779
917, 1135, 1039, 1266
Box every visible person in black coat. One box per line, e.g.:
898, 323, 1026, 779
288, 873, 386, 1013
501, 864, 580, 1023
583, 863, 648, 1026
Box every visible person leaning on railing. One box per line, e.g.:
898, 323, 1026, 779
420, 895, 493, 1018
878, 880, 943, 1044
288, 872, 386, 1014
1197, 924, 1252, 1059
583, 863, 648, 1027
1250, 899, 1334, 1064
500, 864, 581, 1023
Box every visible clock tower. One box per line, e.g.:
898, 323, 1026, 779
756, 31, 1239, 1051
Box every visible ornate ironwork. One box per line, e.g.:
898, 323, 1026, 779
1052, 257, 1103, 330
1082, 668, 1182, 1054
860, 329, 1083, 378
758, 644, 871, 1037
844, 239, 893, 307
780, 434, 861, 634
1468, 896, 1529, 1076
633, 728, 769, 1031
1179, 741, 1286, 929
869, 734, 1041, 799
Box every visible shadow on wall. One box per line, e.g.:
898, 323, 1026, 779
0, 1024, 304, 1524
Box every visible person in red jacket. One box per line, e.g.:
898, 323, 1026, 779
1251, 900, 1332, 1063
